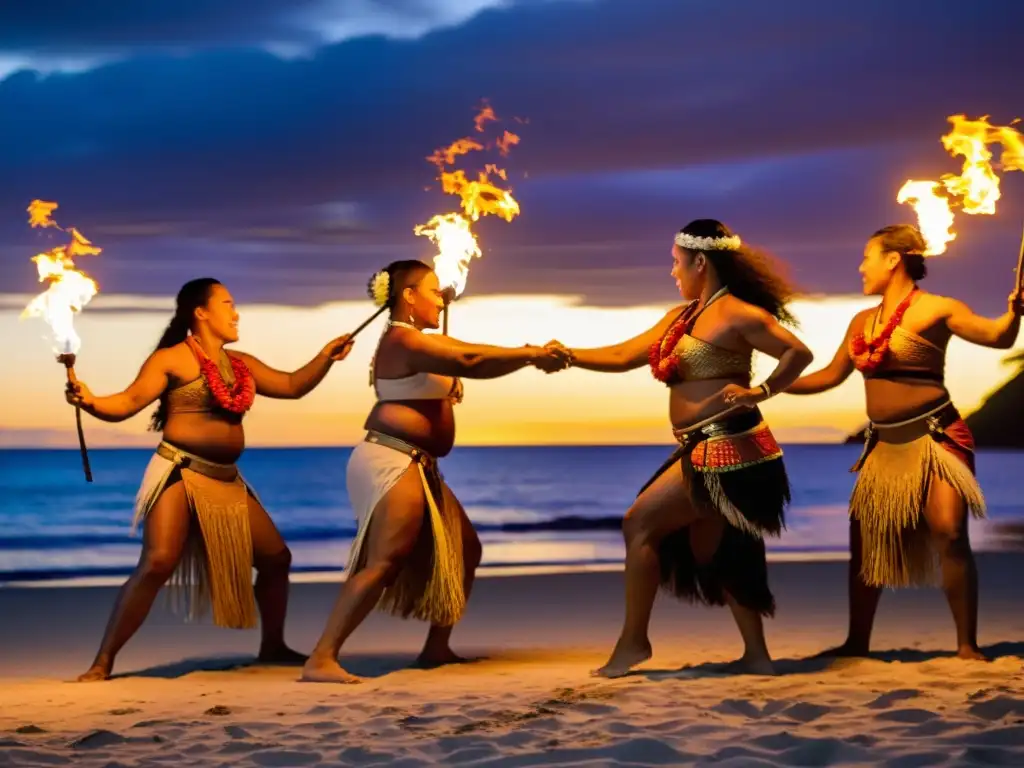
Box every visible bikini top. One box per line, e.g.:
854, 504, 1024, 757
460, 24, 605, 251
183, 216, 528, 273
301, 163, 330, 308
671, 335, 752, 382
651, 287, 752, 385
372, 322, 464, 404
166, 376, 216, 414
850, 298, 945, 382
166, 340, 241, 415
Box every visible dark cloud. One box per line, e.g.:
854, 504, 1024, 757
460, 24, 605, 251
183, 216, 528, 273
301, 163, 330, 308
2, 0, 1022, 312
0, 0, 510, 55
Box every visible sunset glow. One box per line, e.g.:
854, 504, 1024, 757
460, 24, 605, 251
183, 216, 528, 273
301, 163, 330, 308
3, 292, 1020, 448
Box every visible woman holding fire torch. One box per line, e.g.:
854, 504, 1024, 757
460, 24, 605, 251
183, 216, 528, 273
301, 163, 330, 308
786, 223, 1023, 660
300, 260, 570, 684
65, 277, 355, 681
545, 219, 813, 678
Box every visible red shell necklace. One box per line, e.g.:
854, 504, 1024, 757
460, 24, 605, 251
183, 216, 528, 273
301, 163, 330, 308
186, 335, 256, 414
850, 288, 917, 374
649, 287, 729, 384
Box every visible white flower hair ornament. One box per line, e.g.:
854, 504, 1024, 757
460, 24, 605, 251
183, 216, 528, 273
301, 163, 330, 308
369, 270, 391, 308
674, 232, 742, 252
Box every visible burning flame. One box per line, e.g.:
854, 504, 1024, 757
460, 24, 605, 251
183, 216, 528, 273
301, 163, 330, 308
20, 200, 101, 355
415, 103, 522, 298
898, 115, 1024, 255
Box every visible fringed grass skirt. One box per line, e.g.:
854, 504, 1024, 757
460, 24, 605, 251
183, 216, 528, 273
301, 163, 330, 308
640, 408, 790, 617
849, 401, 985, 588
345, 431, 465, 627
134, 441, 258, 629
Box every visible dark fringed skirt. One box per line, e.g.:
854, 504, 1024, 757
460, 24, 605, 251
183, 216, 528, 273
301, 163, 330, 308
638, 408, 790, 617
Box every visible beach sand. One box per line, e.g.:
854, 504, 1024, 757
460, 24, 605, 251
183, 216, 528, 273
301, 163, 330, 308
2, 555, 1024, 766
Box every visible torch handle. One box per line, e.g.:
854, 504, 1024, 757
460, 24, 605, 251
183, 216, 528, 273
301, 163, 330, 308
61, 361, 93, 483
1016, 220, 1024, 293
349, 305, 388, 340
441, 285, 456, 336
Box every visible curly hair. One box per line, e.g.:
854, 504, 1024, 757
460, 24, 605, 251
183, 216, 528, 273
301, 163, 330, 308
677, 219, 798, 326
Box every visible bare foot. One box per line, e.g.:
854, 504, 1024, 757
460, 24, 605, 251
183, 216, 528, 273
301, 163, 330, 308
715, 654, 776, 676
592, 639, 653, 678
414, 649, 472, 669
300, 656, 362, 684
956, 645, 990, 661
257, 645, 308, 665
812, 641, 871, 659
75, 663, 111, 682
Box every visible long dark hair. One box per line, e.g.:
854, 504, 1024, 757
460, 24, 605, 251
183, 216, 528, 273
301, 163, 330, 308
678, 219, 798, 326
149, 277, 222, 432
366, 259, 433, 310
872, 223, 928, 281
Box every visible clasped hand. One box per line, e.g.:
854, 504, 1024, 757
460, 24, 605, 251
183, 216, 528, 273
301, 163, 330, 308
531, 340, 573, 373
322, 334, 355, 362
1009, 288, 1024, 317
65, 380, 95, 409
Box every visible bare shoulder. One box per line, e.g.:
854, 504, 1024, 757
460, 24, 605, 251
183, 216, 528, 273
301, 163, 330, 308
153, 343, 199, 382
915, 291, 957, 311
150, 344, 186, 369
661, 303, 689, 321
848, 305, 876, 334
382, 325, 421, 349
722, 295, 771, 327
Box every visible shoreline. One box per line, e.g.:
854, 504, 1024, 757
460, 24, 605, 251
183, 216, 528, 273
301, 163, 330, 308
3, 556, 1024, 766
1, 551, 859, 590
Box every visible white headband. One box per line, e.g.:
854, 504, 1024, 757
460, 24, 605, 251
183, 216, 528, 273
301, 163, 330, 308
674, 232, 742, 252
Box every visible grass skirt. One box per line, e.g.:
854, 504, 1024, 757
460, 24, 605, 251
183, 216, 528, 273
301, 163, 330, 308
849, 402, 985, 588
133, 441, 258, 629
345, 431, 466, 627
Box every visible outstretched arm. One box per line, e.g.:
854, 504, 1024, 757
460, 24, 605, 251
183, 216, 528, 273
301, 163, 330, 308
400, 330, 563, 379
562, 306, 686, 373
786, 316, 859, 395
234, 335, 354, 399
943, 293, 1023, 349
68, 349, 173, 422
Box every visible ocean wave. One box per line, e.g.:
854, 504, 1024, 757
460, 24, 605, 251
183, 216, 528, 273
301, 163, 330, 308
0, 515, 631, 552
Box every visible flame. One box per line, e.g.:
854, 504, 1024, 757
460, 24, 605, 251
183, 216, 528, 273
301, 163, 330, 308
415, 104, 522, 299
898, 115, 1024, 255
20, 200, 101, 355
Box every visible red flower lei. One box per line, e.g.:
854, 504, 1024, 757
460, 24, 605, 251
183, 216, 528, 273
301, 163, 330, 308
649, 303, 699, 384
186, 336, 256, 414
849, 289, 917, 374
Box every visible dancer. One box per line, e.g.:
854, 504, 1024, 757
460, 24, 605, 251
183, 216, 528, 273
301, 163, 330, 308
787, 223, 1021, 659
549, 219, 813, 677
65, 277, 354, 681
301, 260, 569, 683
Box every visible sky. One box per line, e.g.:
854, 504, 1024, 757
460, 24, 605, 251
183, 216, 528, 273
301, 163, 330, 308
2, 0, 1024, 447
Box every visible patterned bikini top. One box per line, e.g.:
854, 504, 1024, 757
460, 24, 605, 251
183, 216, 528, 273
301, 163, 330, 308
649, 288, 751, 385
166, 376, 217, 414
849, 294, 945, 382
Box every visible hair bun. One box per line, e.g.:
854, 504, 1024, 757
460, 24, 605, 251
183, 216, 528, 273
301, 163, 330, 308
367, 270, 391, 308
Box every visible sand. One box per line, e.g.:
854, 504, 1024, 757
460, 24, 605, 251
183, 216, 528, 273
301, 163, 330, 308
2, 556, 1024, 767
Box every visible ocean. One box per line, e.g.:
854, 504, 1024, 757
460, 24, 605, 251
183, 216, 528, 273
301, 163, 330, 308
2, 444, 1023, 586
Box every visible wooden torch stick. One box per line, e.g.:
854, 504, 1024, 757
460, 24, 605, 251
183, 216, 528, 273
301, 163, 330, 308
441, 286, 456, 336
57, 353, 93, 483
1016, 219, 1024, 294
349, 305, 387, 340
